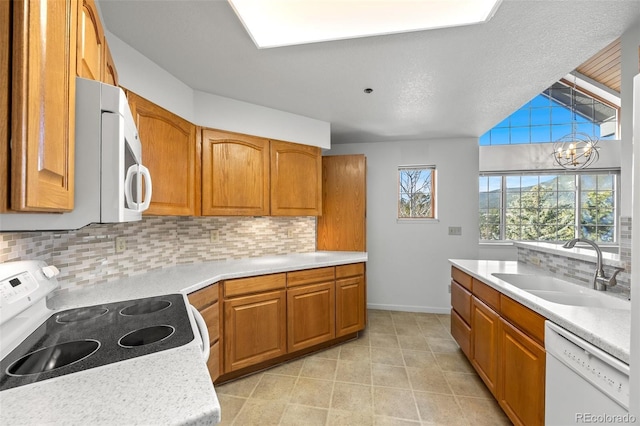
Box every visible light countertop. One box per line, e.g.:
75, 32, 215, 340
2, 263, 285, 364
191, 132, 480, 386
0, 251, 367, 425
449, 259, 630, 364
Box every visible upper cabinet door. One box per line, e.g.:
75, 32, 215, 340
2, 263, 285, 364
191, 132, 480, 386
76, 0, 103, 81
128, 92, 199, 216
270, 140, 321, 216
103, 41, 119, 87
11, 0, 77, 211
1, 0, 10, 212
201, 129, 270, 216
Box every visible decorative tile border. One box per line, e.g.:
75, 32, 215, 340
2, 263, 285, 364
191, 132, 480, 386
0, 216, 316, 288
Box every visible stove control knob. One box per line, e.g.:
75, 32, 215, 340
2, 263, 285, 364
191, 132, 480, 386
42, 265, 60, 279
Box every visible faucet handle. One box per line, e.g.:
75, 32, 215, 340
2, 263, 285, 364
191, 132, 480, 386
596, 267, 623, 289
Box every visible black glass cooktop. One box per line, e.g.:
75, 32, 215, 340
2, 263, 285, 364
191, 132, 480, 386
0, 294, 194, 391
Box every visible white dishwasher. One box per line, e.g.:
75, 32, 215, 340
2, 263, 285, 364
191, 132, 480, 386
545, 321, 631, 425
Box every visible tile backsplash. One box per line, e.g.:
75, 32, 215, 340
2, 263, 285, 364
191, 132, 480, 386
516, 216, 632, 299
1, 216, 316, 288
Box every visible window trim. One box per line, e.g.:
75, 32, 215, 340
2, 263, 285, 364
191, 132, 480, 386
479, 169, 619, 243
397, 164, 437, 220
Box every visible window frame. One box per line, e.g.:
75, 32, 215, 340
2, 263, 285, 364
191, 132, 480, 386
479, 170, 619, 243
397, 165, 437, 221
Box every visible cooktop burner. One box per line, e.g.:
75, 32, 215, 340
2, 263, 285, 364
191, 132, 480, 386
0, 294, 194, 391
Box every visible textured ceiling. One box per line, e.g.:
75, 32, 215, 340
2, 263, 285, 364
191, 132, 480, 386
98, 0, 640, 144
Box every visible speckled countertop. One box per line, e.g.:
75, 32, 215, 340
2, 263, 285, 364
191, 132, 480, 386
0, 251, 367, 425
449, 259, 630, 364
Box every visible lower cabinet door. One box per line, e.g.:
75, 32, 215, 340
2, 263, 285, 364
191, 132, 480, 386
499, 318, 546, 426
450, 309, 471, 359
335, 275, 365, 337
471, 297, 500, 397
224, 290, 287, 372
287, 282, 335, 352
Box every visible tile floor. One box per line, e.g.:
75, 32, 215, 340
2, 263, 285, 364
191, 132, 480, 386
214, 310, 512, 425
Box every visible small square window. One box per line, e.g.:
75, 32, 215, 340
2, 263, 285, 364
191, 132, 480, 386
398, 166, 435, 219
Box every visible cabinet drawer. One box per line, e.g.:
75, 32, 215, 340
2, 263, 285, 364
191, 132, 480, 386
451, 267, 472, 291
224, 273, 286, 298
500, 295, 545, 345
451, 309, 472, 359
336, 263, 365, 279
473, 279, 500, 311
451, 280, 472, 324
207, 340, 220, 382
188, 283, 219, 311
287, 267, 335, 288
201, 300, 220, 343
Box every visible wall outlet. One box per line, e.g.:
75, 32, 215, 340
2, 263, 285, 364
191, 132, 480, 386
210, 230, 219, 243
287, 228, 294, 238
115, 237, 126, 253
448, 226, 462, 236
447, 283, 451, 293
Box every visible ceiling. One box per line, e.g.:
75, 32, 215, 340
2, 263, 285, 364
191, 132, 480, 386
98, 0, 640, 145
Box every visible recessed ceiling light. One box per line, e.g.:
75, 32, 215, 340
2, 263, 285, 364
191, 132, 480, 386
228, 0, 503, 49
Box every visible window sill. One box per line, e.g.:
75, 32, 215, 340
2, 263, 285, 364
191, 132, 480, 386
396, 218, 439, 224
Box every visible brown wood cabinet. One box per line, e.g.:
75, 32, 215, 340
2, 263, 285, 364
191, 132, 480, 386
450, 266, 546, 426
10, 0, 77, 212
1, 0, 9, 211
270, 140, 322, 216
499, 318, 545, 426
188, 283, 222, 382
471, 296, 500, 397
201, 129, 270, 216
103, 42, 118, 87
128, 91, 199, 216
335, 263, 366, 337
224, 289, 287, 372
77, 0, 103, 82
317, 155, 366, 251
287, 281, 335, 352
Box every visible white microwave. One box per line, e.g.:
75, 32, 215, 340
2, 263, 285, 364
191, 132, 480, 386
0, 77, 152, 231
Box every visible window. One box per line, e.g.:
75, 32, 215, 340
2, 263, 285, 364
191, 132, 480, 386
398, 166, 436, 219
479, 81, 619, 146
479, 172, 617, 243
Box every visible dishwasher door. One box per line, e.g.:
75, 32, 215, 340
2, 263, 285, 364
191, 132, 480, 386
545, 321, 630, 426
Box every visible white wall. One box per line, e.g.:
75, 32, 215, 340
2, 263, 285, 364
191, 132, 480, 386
328, 138, 479, 313
104, 31, 331, 149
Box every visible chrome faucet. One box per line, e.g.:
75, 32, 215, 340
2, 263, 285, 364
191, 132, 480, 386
562, 238, 622, 291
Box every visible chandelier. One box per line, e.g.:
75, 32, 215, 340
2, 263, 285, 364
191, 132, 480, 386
551, 75, 600, 170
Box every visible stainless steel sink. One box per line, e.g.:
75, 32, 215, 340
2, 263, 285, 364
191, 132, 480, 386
491, 273, 630, 310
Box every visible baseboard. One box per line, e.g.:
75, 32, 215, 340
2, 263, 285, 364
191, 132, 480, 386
367, 303, 451, 315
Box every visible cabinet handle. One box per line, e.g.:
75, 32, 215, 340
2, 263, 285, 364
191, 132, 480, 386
190, 304, 210, 361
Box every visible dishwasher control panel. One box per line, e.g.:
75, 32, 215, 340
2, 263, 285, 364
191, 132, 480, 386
545, 321, 629, 410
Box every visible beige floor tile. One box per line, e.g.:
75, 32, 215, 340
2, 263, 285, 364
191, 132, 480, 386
280, 404, 328, 426
414, 315, 442, 328
418, 322, 452, 339
433, 351, 475, 373
265, 358, 305, 377
406, 367, 452, 394
445, 372, 493, 399
215, 394, 246, 426
393, 322, 423, 336
250, 373, 296, 401
402, 349, 437, 369
374, 416, 421, 425
233, 398, 287, 425
336, 359, 372, 385
457, 396, 511, 426
340, 342, 372, 362
427, 337, 459, 353
390, 311, 417, 323
372, 387, 420, 421
369, 318, 397, 334
371, 347, 405, 366
215, 373, 263, 398
311, 345, 342, 359
289, 377, 334, 408
397, 334, 430, 352
436, 313, 452, 329
327, 409, 375, 426
370, 333, 400, 349
352, 333, 371, 346
371, 363, 411, 389
413, 391, 469, 425
368, 310, 392, 319
300, 357, 338, 380
331, 382, 374, 412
